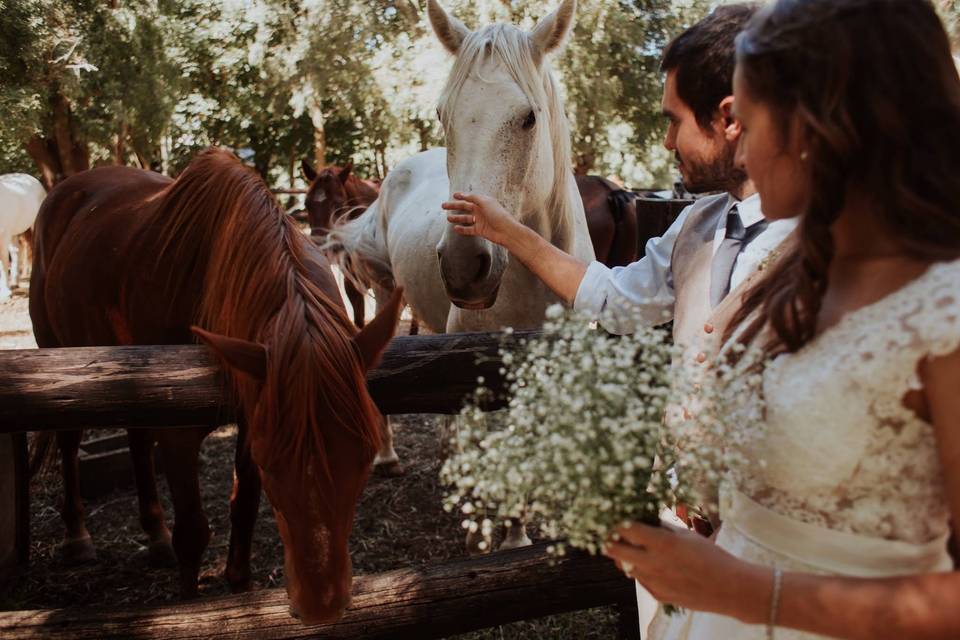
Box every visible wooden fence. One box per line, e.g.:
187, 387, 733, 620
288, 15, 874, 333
0, 331, 534, 432
0, 331, 642, 639
0, 542, 639, 639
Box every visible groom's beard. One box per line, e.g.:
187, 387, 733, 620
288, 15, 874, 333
677, 144, 746, 195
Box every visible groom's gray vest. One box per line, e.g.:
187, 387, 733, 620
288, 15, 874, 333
669, 193, 730, 349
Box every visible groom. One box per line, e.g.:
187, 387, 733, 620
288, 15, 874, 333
572, 3, 795, 348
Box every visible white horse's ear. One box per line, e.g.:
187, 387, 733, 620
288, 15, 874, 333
531, 0, 577, 56
427, 0, 470, 55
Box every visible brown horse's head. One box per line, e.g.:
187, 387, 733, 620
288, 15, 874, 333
302, 160, 379, 238
193, 287, 403, 623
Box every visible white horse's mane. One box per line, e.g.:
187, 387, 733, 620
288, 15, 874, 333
438, 23, 577, 249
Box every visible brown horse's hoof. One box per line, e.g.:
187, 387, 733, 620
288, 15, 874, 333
225, 568, 252, 594
147, 539, 178, 568
55, 535, 98, 565
373, 460, 405, 477
178, 583, 200, 600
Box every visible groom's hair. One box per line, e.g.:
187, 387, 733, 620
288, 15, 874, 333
661, 3, 760, 131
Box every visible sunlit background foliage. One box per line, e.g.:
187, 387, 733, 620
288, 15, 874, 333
1, 1, 956, 190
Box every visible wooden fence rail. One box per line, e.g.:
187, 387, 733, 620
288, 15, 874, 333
0, 331, 537, 434
0, 542, 639, 639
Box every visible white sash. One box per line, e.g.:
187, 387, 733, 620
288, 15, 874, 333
721, 487, 954, 577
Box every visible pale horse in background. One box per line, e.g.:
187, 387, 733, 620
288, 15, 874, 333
326, 0, 594, 548
0, 174, 45, 299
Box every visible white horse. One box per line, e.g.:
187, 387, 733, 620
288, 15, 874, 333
0, 174, 45, 299
328, 0, 594, 547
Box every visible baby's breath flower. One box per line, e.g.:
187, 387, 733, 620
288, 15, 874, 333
441, 306, 768, 559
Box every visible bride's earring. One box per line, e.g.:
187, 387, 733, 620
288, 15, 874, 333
800, 150, 809, 161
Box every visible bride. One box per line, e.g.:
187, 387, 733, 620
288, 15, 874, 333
600, 0, 960, 638
440, 0, 959, 635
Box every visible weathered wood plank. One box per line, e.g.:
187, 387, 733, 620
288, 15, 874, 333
0, 542, 635, 639
0, 331, 536, 433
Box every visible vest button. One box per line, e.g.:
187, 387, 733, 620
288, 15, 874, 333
696, 352, 707, 364
703, 323, 714, 334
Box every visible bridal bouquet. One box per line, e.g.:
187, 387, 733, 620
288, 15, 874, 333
442, 305, 767, 556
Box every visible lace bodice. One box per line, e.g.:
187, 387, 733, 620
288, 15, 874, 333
732, 258, 960, 544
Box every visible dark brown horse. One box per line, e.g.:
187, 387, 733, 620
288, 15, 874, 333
302, 160, 420, 340
301, 161, 379, 329
30, 148, 402, 623
576, 175, 641, 268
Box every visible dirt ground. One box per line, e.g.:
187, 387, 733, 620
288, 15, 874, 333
0, 283, 620, 638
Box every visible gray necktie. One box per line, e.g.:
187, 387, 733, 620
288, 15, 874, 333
710, 206, 768, 307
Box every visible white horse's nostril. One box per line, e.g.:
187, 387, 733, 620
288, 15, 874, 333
473, 253, 491, 284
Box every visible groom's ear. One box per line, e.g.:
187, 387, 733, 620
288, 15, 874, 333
718, 96, 741, 142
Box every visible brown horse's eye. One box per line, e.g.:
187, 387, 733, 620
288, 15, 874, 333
522, 110, 537, 130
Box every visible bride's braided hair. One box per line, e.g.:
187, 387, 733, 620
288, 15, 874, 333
726, 0, 960, 354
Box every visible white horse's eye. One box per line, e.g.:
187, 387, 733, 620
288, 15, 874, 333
521, 110, 537, 130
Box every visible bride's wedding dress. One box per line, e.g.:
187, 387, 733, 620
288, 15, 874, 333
649, 258, 960, 640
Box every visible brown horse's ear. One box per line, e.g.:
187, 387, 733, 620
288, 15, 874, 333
339, 162, 353, 185
354, 287, 403, 371
301, 159, 318, 183
192, 326, 267, 381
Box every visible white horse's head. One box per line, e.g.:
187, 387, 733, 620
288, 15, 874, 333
429, 0, 578, 310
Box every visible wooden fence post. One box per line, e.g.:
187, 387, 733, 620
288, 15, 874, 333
0, 432, 28, 593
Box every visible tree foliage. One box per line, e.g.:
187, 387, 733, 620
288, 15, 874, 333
0, 0, 710, 188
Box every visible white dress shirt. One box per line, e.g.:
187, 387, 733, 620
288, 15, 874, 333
573, 193, 797, 335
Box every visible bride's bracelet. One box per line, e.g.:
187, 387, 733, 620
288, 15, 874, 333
767, 567, 783, 640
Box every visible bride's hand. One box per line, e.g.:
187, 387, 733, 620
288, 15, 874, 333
604, 521, 767, 622
442, 192, 520, 248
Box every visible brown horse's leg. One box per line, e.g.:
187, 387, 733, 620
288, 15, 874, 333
373, 416, 403, 477
55, 429, 97, 564
345, 279, 366, 328
128, 429, 176, 568
225, 415, 260, 593
158, 428, 210, 599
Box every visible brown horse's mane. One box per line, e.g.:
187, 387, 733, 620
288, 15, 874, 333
150, 148, 381, 480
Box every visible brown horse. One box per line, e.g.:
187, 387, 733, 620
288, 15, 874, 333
576, 175, 641, 268
29, 148, 402, 623
302, 160, 420, 341
301, 160, 379, 329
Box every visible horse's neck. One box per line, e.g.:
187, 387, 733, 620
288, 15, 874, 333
347, 178, 378, 207
522, 173, 585, 256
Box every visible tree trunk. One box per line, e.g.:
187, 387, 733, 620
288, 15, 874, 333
375, 146, 389, 180
416, 118, 431, 152
113, 121, 127, 165
309, 101, 326, 168
23, 136, 60, 190
51, 91, 89, 176
160, 134, 171, 176
133, 148, 150, 170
